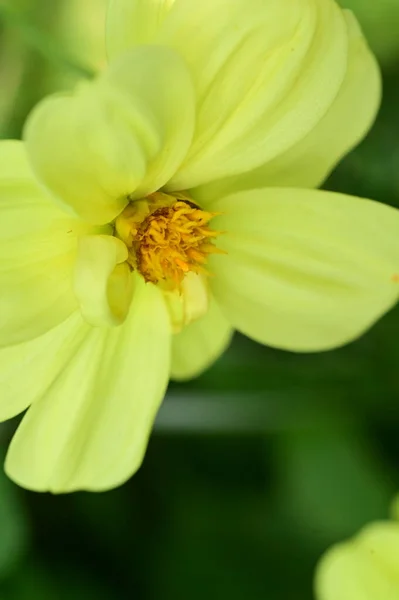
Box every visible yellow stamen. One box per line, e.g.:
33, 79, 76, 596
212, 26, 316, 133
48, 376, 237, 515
115, 194, 223, 289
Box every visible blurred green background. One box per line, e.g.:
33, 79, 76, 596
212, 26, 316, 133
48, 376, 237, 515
1, 1, 399, 598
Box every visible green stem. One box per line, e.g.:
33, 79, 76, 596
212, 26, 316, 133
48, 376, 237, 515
0, 4, 96, 79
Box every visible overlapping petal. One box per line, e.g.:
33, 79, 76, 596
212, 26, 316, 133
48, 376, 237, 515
0, 140, 90, 347
5, 277, 171, 493
24, 45, 195, 225
315, 522, 399, 600
107, 0, 349, 191
0, 311, 90, 422
74, 234, 132, 327
192, 11, 381, 203
209, 188, 399, 352
171, 297, 233, 381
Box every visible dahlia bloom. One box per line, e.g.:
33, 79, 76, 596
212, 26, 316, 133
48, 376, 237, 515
1, 0, 398, 492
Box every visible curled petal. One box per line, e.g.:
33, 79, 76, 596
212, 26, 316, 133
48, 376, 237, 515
24, 46, 195, 225
74, 235, 133, 327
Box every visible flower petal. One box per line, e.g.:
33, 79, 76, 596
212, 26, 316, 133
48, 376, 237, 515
315, 544, 384, 600
157, 0, 348, 189
74, 234, 133, 327
192, 10, 381, 203
24, 46, 195, 225
209, 188, 399, 352
5, 277, 171, 493
170, 297, 233, 381
315, 522, 399, 600
0, 311, 90, 422
0, 140, 90, 347
107, 0, 175, 56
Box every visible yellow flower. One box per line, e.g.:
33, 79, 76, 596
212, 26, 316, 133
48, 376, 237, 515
1, 0, 398, 493
315, 512, 399, 599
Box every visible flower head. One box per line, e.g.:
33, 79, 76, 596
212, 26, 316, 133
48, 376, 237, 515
115, 193, 222, 287
1, 0, 399, 492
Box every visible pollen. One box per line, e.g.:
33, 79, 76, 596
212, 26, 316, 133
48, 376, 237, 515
115, 193, 223, 288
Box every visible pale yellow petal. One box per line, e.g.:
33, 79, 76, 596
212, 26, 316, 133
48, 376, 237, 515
315, 522, 399, 600
107, 0, 175, 56
161, 0, 348, 189
163, 272, 209, 334
192, 10, 381, 203
171, 296, 233, 381
107, 0, 349, 190
74, 234, 133, 327
316, 544, 389, 600
24, 46, 195, 225
5, 277, 171, 493
0, 140, 90, 347
209, 188, 399, 352
357, 523, 399, 578
0, 311, 90, 422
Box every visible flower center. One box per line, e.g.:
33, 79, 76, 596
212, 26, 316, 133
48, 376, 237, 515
115, 192, 222, 290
